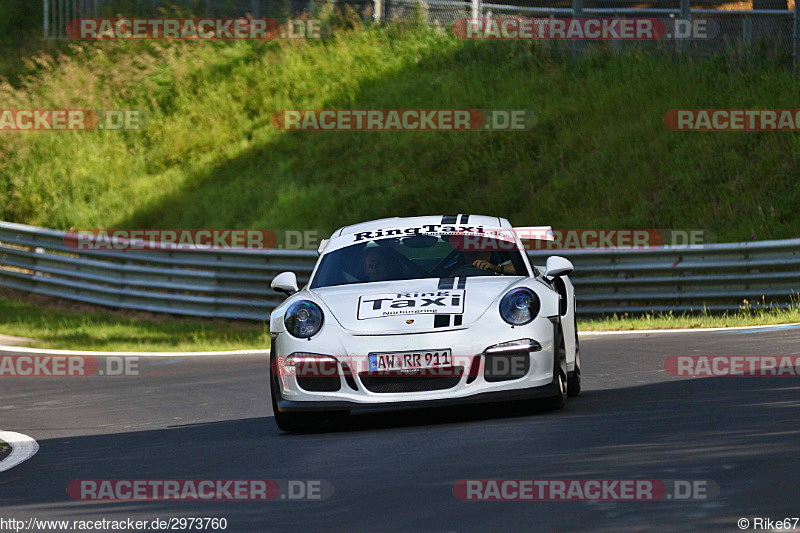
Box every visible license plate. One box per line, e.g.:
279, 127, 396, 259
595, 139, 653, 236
368, 349, 452, 372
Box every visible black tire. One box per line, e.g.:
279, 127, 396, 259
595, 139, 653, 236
567, 338, 581, 397
545, 327, 568, 410
270, 355, 348, 433
567, 298, 581, 397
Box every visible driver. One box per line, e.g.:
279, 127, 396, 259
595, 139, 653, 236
363, 247, 400, 282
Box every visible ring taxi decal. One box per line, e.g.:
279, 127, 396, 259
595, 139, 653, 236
357, 290, 465, 320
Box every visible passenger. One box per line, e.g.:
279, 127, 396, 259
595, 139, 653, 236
457, 250, 517, 275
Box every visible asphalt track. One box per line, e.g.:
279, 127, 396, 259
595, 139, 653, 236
1, 326, 799, 532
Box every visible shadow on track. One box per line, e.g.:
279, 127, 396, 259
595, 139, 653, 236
3, 375, 799, 531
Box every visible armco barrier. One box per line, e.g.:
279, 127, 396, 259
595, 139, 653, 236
0, 221, 797, 319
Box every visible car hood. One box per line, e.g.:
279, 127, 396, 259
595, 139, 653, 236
311, 277, 523, 334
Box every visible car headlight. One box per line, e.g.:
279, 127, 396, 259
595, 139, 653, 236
284, 300, 324, 339
499, 288, 540, 326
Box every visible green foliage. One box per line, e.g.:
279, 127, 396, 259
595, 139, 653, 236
0, 295, 268, 351
0, 25, 798, 242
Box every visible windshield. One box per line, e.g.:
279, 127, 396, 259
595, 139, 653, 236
310, 234, 529, 289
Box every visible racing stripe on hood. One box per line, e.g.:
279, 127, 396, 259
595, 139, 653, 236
438, 277, 455, 290
453, 277, 466, 325
434, 277, 467, 328
434, 277, 455, 327
434, 314, 450, 328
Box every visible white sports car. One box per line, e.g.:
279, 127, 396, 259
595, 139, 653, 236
269, 215, 581, 431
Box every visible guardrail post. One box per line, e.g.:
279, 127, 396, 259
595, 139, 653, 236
678, 0, 690, 55
370, 0, 380, 22
572, 0, 583, 57
43, 0, 49, 39
743, 15, 752, 46
795, 0, 799, 72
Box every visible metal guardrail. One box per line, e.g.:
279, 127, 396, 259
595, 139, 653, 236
0, 221, 311, 320
0, 221, 798, 319
530, 240, 800, 314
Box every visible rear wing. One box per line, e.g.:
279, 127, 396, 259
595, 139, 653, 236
512, 226, 555, 241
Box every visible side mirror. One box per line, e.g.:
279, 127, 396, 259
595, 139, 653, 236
544, 256, 574, 278
271, 272, 299, 296
317, 238, 329, 255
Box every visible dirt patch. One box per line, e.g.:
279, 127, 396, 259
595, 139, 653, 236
0, 333, 35, 346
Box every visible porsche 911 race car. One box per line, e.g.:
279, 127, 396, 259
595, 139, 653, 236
269, 215, 581, 431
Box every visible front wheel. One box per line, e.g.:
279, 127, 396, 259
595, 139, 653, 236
270, 358, 348, 433
274, 407, 329, 433
545, 331, 568, 410
567, 343, 581, 397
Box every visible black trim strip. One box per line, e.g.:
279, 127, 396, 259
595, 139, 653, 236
434, 277, 460, 327
434, 314, 451, 328
452, 277, 465, 326
276, 381, 560, 412
442, 215, 457, 225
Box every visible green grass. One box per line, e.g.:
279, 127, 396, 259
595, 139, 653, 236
1, 13, 799, 347
0, 1, 76, 84
0, 18, 798, 241
1, 290, 797, 351
579, 305, 800, 331
0, 296, 269, 351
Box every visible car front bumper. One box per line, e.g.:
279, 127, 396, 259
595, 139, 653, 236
271, 315, 560, 413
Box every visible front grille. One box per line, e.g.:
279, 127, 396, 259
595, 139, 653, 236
359, 367, 464, 393
297, 376, 341, 392
484, 352, 530, 382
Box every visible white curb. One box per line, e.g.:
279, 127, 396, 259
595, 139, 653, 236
0, 345, 269, 357
579, 322, 800, 336
0, 430, 39, 472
